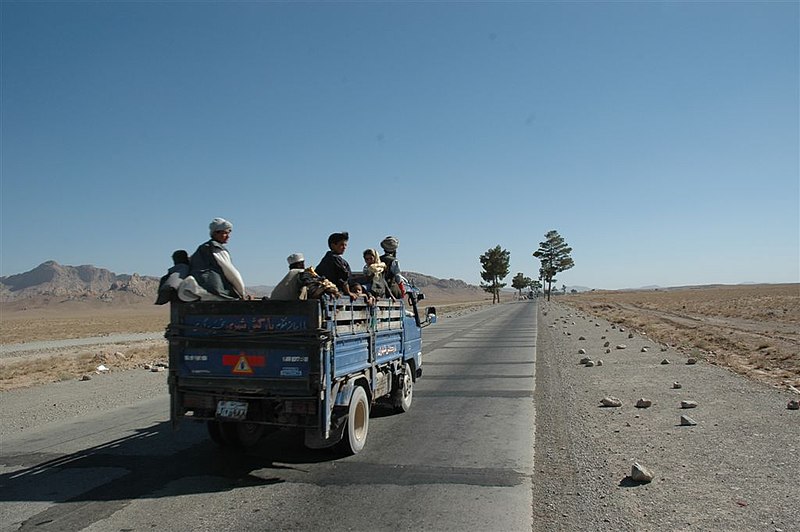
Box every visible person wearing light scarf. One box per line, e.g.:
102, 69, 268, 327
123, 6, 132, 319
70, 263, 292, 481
362, 248, 393, 299
178, 217, 247, 301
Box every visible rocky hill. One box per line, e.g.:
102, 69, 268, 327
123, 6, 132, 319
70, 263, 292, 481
0, 263, 487, 304
0, 261, 159, 302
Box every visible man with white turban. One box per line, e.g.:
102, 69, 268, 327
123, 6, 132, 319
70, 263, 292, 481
178, 217, 247, 301
270, 253, 308, 300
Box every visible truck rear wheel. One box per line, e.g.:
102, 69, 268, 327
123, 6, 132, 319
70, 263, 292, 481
392, 362, 414, 413
235, 422, 267, 448
207, 420, 227, 446
208, 420, 239, 447
339, 385, 369, 455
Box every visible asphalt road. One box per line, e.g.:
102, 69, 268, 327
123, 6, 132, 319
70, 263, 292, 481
0, 301, 539, 532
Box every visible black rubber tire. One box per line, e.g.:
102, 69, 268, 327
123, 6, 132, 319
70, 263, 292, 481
391, 362, 414, 413
338, 386, 369, 455
220, 421, 242, 447
236, 422, 267, 448
207, 420, 227, 446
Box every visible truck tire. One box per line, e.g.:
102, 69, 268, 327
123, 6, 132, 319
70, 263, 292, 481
208, 420, 240, 447
392, 362, 414, 413
235, 422, 266, 448
207, 420, 227, 446
339, 385, 369, 455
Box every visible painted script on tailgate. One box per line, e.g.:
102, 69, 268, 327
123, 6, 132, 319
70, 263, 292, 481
184, 315, 308, 333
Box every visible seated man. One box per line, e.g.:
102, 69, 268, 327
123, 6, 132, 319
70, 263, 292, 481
155, 250, 190, 305
179, 218, 247, 301
379, 236, 407, 299
270, 253, 308, 300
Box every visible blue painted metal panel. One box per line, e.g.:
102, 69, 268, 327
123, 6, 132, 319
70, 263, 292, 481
179, 346, 313, 379
374, 329, 403, 366
332, 333, 371, 378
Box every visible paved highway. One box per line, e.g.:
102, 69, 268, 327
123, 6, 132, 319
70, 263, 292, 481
0, 301, 538, 532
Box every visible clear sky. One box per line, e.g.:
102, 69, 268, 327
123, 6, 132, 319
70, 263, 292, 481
1, 1, 798, 290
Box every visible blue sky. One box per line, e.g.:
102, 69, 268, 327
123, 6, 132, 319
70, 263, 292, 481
2, 1, 798, 290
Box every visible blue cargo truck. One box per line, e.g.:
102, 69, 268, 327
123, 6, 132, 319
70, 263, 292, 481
166, 292, 435, 454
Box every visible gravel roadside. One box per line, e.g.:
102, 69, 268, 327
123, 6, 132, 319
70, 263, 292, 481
0, 332, 164, 358
532, 300, 799, 532
0, 368, 168, 439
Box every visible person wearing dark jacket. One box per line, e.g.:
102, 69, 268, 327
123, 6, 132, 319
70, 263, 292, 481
179, 217, 247, 301
315, 232, 357, 299
154, 249, 190, 305
379, 236, 406, 299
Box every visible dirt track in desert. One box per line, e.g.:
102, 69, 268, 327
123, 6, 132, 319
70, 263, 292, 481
561, 284, 799, 391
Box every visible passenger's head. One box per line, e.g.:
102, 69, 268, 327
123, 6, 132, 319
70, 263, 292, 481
380, 236, 398, 253
209, 217, 233, 243
286, 252, 305, 269
363, 248, 379, 265
327, 232, 349, 254
349, 282, 363, 296
172, 250, 190, 265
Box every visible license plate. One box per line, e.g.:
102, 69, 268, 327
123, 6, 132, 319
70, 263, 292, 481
216, 400, 248, 420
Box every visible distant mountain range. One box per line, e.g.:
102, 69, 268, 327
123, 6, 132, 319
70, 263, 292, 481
0, 261, 160, 302
0, 261, 486, 303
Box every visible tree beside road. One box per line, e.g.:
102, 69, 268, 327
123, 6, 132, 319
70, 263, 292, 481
533, 230, 574, 301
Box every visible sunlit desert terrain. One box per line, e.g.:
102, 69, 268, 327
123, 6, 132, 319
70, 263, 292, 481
0, 292, 494, 391
561, 283, 799, 390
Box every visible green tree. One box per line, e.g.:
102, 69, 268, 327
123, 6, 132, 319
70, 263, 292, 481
512, 272, 533, 299
533, 230, 575, 301
479, 245, 510, 304
529, 279, 542, 297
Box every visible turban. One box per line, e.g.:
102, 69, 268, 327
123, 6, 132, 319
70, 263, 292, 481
287, 253, 305, 265
380, 236, 399, 252
209, 217, 233, 236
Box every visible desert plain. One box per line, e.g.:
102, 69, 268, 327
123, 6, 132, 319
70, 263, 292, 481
1, 283, 797, 393
561, 283, 799, 391
0, 289, 496, 391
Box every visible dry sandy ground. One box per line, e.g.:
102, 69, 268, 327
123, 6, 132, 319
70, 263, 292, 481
0, 295, 495, 391
532, 299, 799, 532
560, 284, 799, 391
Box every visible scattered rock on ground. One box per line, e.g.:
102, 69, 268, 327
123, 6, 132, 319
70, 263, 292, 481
661, 359, 671, 365
601, 396, 622, 407
616, 344, 627, 350
635, 398, 652, 408
680, 415, 697, 426
630, 462, 654, 483
681, 400, 699, 409
672, 381, 682, 389
788, 400, 800, 410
